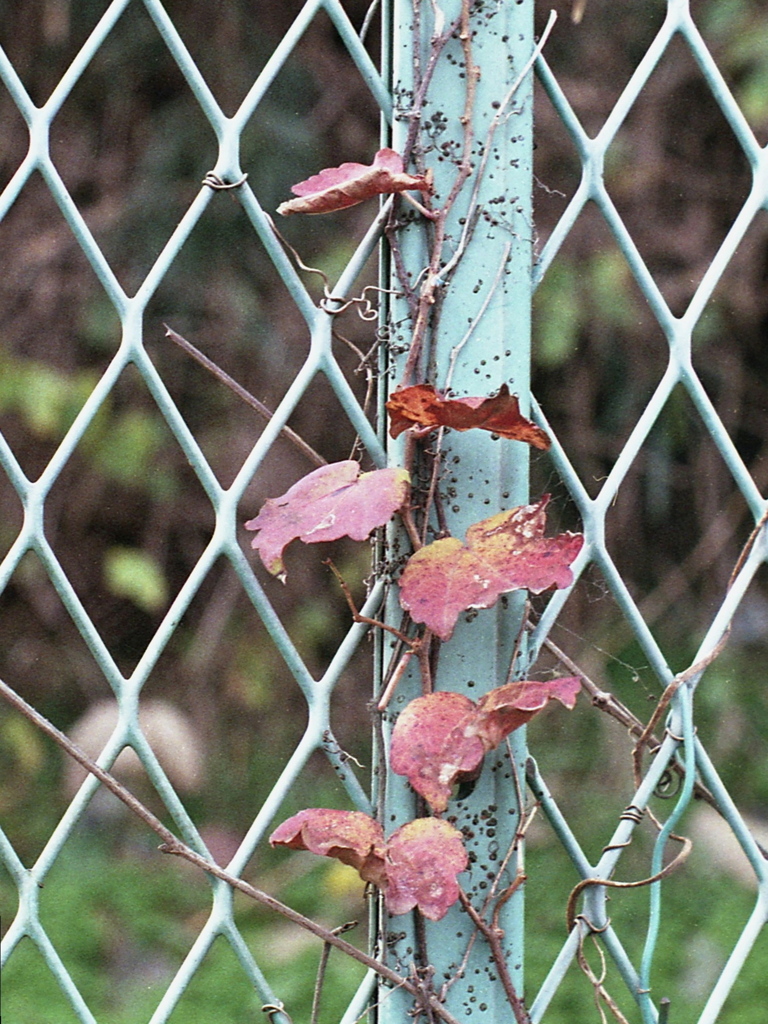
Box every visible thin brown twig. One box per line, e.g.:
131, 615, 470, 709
400, 8, 557, 386
419, 429, 447, 545
377, 649, 414, 711
504, 603, 532, 688
457, 883, 531, 1024
441, 0, 479, 215
0, 677, 464, 1024
324, 559, 414, 647
397, 431, 427, 550
325, 556, 435, 694
441, 770, 536, 1004
444, 760, 530, 1003
539, 630, 721, 811
311, 921, 358, 1024
441, 10, 557, 286
331, 329, 376, 461
400, 1, 479, 384
636, 457, 768, 628
401, 9, 464, 168
576, 933, 632, 1024
401, 503, 425, 551
164, 325, 326, 467
541, 633, 652, 740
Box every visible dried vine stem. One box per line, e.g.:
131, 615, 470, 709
576, 934, 632, 1024
381, 1, 463, 320
396, 7, 557, 384
556, 514, 768, 959
381, 8, 560, 619
538, 630, 721, 811
324, 558, 436, 697
311, 920, 358, 1024
443, 750, 533, 1017
564, 832, 692, 937
0, 677, 465, 1024
457, 881, 530, 1024
440, 10, 557, 287
165, 325, 326, 468
400, 0, 479, 384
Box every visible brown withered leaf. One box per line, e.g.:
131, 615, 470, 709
386, 383, 550, 449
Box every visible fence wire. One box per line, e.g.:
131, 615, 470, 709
526, 2, 768, 1022
1, 1, 767, 1023
1, 2, 390, 1021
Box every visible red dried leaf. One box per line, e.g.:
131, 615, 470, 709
389, 692, 483, 813
473, 676, 582, 748
277, 148, 433, 216
390, 679, 581, 812
245, 461, 410, 580
270, 809, 467, 919
384, 818, 469, 920
386, 383, 550, 449
398, 496, 583, 640
269, 808, 388, 889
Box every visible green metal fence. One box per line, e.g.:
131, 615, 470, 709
1, 1, 767, 1023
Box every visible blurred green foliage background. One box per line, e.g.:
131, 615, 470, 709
1, 0, 768, 1021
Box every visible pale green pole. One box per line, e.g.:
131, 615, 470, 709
380, 0, 534, 1019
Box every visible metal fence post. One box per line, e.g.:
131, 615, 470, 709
380, 1, 533, 1018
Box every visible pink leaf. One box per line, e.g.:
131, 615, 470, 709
472, 676, 582, 748
384, 818, 468, 920
390, 679, 581, 812
245, 460, 410, 580
270, 809, 467, 919
277, 148, 433, 216
269, 808, 388, 889
398, 496, 583, 640
389, 692, 483, 813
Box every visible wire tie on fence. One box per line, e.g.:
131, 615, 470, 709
665, 724, 695, 744
202, 171, 248, 190
262, 1003, 293, 1024
575, 912, 611, 935
619, 804, 644, 825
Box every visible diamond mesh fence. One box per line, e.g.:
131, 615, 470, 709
1, 2, 767, 1024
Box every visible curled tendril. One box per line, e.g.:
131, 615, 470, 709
266, 213, 400, 321
320, 285, 400, 321
654, 769, 681, 799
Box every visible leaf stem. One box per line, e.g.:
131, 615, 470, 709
324, 559, 414, 646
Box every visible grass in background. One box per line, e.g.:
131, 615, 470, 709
1, 834, 367, 1024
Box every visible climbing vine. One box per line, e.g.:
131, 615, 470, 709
233, 6, 579, 1020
